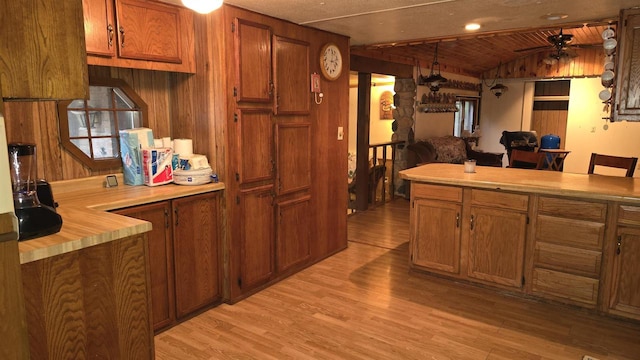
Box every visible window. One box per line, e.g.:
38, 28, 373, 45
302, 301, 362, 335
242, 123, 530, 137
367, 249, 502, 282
454, 96, 480, 137
58, 78, 148, 170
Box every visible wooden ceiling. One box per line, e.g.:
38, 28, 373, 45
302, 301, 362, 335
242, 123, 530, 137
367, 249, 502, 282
350, 22, 615, 78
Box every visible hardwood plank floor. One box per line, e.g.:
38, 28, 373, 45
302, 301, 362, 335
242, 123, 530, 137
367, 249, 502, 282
155, 199, 640, 359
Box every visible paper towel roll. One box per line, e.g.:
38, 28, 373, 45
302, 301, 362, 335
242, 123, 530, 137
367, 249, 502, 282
154, 138, 163, 147
162, 137, 172, 148
174, 138, 193, 156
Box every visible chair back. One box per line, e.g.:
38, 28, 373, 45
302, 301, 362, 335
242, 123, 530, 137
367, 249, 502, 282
509, 149, 546, 169
500, 131, 538, 163
588, 153, 638, 177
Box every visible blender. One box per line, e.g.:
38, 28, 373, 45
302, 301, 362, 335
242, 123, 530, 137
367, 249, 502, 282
8, 143, 62, 240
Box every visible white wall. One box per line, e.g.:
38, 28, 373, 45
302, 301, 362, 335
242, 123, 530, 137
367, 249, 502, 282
479, 77, 640, 175
564, 77, 640, 176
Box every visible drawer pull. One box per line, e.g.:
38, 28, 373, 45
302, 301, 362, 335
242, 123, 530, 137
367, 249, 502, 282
456, 213, 460, 228
617, 235, 622, 255
470, 214, 474, 230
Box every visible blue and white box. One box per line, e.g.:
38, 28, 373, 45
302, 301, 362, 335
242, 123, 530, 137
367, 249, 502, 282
119, 128, 154, 185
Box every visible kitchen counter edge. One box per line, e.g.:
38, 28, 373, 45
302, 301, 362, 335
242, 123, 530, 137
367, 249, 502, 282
18, 176, 225, 264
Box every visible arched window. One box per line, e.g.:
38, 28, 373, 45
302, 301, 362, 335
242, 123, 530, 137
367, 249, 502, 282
58, 78, 148, 170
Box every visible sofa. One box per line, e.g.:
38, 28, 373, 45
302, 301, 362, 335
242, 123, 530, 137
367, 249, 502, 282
406, 135, 503, 168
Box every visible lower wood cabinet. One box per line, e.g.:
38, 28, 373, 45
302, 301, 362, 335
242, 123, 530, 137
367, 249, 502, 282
21, 234, 154, 359
529, 196, 606, 308
609, 205, 640, 320
113, 191, 221, 332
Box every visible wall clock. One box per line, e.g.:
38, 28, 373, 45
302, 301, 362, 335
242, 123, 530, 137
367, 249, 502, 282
320, 43, 342, 81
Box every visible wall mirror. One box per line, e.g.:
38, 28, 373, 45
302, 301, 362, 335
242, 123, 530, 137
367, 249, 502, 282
58, 78, 148, 170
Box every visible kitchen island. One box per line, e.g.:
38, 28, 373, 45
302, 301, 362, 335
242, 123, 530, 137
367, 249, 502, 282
400, 163, 640, 321
18, 174, 225, 359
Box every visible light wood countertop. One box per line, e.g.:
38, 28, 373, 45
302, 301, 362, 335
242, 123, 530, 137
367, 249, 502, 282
18, 174, 225, 264
400, 163, 640, 203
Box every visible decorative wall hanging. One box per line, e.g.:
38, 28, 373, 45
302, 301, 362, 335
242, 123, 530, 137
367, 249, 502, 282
418, 92, 459, 113
380, 91, 394, 119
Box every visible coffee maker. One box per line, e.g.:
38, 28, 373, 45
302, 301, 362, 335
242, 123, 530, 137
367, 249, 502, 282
8, 143, 62, 240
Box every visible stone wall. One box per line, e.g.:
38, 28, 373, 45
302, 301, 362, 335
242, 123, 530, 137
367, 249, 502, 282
391, 78, 416, 196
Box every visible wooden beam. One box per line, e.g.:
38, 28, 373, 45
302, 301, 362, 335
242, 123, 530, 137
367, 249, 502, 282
350, 55, 413, 78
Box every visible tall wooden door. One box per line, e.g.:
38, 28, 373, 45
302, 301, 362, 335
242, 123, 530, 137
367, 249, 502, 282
530, 80, 569, 146
275, 122, 311, 195
272, 35, 310, 115
236, 108, 274, 184
234, 18, 272, 103
276, 196, 312, 273
238, 185, 275, 290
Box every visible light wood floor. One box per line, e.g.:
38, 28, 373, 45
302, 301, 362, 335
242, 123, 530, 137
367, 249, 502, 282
155, 199, 640, 359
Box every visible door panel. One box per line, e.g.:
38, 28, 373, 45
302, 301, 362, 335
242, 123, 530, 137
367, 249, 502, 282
273, 35, 310, 114
234, 18, 272, 103
412, 199, 461, 274
276, 196, 312, 273
275, 122, 311, 195
236, 108, 274, 184
83, 0, 116, 57
239, 186, 275, 289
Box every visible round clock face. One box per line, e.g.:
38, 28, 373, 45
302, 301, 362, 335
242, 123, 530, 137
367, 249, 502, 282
320, 43, 342, 81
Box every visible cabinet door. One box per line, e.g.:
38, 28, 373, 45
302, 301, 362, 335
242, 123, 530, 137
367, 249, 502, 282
113, 202, 174, 332
276, 196, 311, 273
609, 226, 640, 319
172, 193, 220, 319
238, 186, 275, 290
614, 9, 640, 121
83, 0, 116, 57
275, 122, 311, 195
467, 206, 527, 287
0, 0, 88, 99
411, 199, 461, 274
236, 108, 274, 184
273, 36, 310, 114
234, 18, 272, 103
115, 0, 182, 63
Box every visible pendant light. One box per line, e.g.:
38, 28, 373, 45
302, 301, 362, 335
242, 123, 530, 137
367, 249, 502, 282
425, 43, 447, 93
182, 0, 223, 14
483, 61, 508, 98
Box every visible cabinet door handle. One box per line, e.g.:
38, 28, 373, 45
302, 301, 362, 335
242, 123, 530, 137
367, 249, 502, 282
174, 207, 179, 226
164, 209, 169, 229
617, 235, 622, 255
119, 26, 125, 47
107, 24, 114, 48
456, 213, 460, 228
470, 214, 474, 230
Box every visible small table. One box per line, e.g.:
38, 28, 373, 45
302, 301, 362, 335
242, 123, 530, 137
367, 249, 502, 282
538, 149, 571, 171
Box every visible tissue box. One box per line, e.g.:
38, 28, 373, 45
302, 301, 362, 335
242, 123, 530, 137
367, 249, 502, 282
142, 148, 174, 186
119, 128, 154, 185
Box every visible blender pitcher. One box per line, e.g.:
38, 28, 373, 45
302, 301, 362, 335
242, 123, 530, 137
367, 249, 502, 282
8, 143, 62, 240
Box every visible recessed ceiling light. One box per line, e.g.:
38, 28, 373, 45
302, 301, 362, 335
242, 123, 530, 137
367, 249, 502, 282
465, 23, 481, 31
543, 13, 569, 21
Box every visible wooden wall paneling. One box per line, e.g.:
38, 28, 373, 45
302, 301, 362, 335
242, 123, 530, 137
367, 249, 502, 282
0, 240, 30, 360
21, 235, 154, 359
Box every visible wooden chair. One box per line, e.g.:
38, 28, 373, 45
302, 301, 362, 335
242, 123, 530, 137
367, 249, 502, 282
509, 149, 546, 169
588, 153, 638, 177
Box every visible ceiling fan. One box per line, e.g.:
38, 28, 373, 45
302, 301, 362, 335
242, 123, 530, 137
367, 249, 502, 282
514, 29, 594, 63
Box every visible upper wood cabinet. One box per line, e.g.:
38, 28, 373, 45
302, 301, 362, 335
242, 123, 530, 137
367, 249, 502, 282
83, 0, 195, 73
0, 0, 88, 99
235, 108, 274, 184
275, 122, 311, 195
614, 8, 640, 121
234, 19, 272, 103
273, 36, 310, 114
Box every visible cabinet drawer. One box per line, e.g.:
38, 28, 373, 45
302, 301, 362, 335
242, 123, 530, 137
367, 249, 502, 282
532, 268, 599, 306
534, 242, 602, 277
618, 205, 640, 226
471, 189, 528, 211
412, 183, 462, 202
535, 215, 604, 250
538, 197, 607, 222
